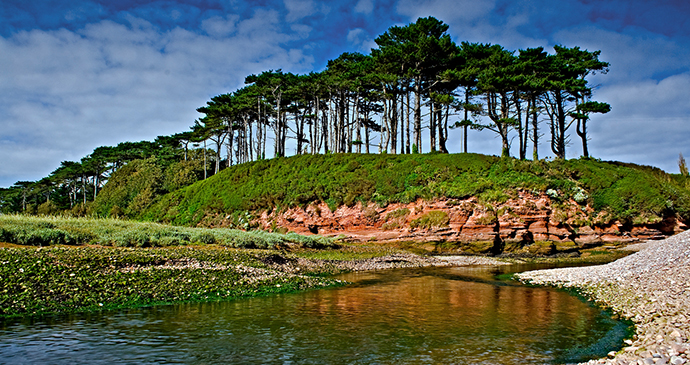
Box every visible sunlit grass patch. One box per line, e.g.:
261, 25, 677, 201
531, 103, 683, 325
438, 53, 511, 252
0, 215, 334, 249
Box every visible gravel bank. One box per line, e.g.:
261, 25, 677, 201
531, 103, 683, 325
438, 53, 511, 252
517, 231, 690, 365
325, 254, 509, 272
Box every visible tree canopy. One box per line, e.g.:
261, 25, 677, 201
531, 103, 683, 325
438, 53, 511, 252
0, 16, 613, 216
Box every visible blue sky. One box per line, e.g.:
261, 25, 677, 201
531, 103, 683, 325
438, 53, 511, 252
1, 0, 689, 187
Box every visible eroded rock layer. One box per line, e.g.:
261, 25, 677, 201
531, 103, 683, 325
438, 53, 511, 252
251, 192, 687, 254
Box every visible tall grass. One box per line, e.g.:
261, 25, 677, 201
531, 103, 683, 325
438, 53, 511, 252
0, 215, 333, 249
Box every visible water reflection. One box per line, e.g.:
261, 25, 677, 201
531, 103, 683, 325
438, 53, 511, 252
0, 265, 625, 364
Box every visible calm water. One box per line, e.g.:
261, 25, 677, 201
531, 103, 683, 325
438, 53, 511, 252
0, 264, 628, 364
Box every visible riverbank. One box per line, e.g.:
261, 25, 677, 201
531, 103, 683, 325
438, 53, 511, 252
517, 231, 690, 365
0, 243, 508, 319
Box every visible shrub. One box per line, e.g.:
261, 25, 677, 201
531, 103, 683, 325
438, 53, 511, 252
410, 211, 449, 229
37, 201, 59, 216
385, 208, 410, 221
113, 231, 152, 248
164, 159, 205, 192
191, 231, 216, 245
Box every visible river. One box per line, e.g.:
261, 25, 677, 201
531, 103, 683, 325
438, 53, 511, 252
0, 263, 628, 364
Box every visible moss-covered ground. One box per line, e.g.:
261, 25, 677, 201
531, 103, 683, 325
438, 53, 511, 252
0, 244, 354, 318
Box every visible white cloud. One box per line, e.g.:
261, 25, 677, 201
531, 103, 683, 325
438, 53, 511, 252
552, 25, 690, 84
201, 15, 240, 38
354, 0, 374, 14
0, 10, 317, 187
587, 73, 690, 172
283, 0, 329, 23
346, 28, 375, 51
396, 0, 496, 23
290, 23, 312, 39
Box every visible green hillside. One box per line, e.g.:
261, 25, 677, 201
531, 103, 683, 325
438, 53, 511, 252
113, 153, 690, 227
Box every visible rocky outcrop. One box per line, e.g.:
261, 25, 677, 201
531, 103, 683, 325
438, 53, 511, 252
250, 191, 687, 254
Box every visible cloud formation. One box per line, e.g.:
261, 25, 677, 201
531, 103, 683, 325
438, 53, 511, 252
0, 0, 689, 187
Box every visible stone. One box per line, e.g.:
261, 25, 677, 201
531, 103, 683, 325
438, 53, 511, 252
670, 356, 685, 365
252, 196, 682, 251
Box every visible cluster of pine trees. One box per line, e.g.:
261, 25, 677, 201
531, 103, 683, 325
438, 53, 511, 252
0, 17, 609, 215
193, 16, 609, 167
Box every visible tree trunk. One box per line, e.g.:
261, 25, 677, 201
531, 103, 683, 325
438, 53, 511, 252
406, 92, 411, 154
463, 89, 469, 153
438, 103, 449, 153
391, 93, 397, 154
414, 79, 422, 153
577, 118, 589, 158
515, 94, 525, 160
532, 97, 539, 161
429, 101, 436, 152
553, 91, 566, 159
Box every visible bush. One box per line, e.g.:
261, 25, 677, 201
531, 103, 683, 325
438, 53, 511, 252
191, 231, 216, 245
410, 211, 450, 229
91, 157, 164, 218
385, 208, 410, 221
113, 230, 152, 248
37, 201, 59, 216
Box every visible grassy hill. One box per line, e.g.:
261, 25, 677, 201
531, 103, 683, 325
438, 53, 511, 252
111, 153, 690, 228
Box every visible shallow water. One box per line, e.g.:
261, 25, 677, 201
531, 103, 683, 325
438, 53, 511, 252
0, 264, 627, 364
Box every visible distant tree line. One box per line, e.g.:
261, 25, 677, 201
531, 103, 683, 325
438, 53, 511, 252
0, 16, 610, 215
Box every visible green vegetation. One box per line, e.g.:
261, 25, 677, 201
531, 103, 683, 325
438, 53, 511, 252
0, 245, 341, 318
138, 153, 690, 227
2, 17, 612, 216
0, 215, 334, 249
410, 211, 450, 229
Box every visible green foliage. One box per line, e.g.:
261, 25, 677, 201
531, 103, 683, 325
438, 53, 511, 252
91, 158, 164, 218
163, 159, 205, 192
410, 211, 449, 229
139, 153, 690, 226
0, 215, 334, 249
37, 201, 59, 216
385, 208, 411, 221
382, 207, 411, 230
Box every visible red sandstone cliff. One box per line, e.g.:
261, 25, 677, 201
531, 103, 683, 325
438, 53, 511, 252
248, 191, 687, 254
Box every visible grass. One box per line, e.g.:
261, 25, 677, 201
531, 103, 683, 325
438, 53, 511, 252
0, 215, 334, 249
133, 153, 690, 227
410, 210, 450, 229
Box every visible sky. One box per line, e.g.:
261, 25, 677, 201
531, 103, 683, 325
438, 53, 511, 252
1, 0, 689, 187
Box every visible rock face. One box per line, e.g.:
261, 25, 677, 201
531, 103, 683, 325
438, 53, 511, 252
251, 192, 687, 254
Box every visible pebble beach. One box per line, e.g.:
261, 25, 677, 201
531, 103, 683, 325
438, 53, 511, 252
517, 231, 690, 365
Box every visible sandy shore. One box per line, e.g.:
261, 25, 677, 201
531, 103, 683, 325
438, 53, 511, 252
517, 231, 690, 365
